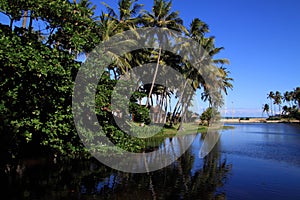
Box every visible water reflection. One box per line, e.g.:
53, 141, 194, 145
1, 133, 231, 200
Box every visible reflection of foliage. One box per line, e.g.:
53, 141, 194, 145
2, 158, 114, 199
86, 140, 231, 200
3, 139, 231, 200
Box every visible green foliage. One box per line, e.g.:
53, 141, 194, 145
0, 25, 84, 158
0, 0, 233, 159
94, 73, 146, 152
130, 124, 162, 138
200, 107, 220, 126
266, 87, 300, 120
129, 101, 151, 124
101, 125, 146, 152
0, 0, 100, 158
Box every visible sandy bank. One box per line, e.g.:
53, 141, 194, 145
221, 118, 300, 123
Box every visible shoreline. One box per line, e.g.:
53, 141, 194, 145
221, 118, 300, 123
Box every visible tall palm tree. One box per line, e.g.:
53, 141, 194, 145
141, 0, 187, 107
199, 37, 231, 107
294, 87, 300, 111
267, 91, 275, 116
100, 0, 144, 75
283, 91, 293, 108
174, 18, 232, 128
190, 18, 209, 36
97, 12, 133, 77
102, 0, 143, 29
274, 91, 282, 116
169, 19, 210, 124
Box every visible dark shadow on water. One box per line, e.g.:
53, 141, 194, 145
1, 135, 231, 200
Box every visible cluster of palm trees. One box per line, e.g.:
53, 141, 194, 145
96, 0, 233, 126
263, 87, 300, 119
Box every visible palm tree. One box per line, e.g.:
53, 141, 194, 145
267, 91, 275, 116
199, 37, 232, 107
100, 0, 144, 75
168, 19, 210, 125
294, 87, 300, 111
218, 67, 233, 95
262, 103, 270, 117
97, 13, 133, 77
274, 91, 282, 116
141, 0, 187, 107
283, 91, 293, 108
174, 18, 232, 128
102, 0, 143, 29
282, 105, 289, 115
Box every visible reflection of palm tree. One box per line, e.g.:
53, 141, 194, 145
80, 137, 232, 199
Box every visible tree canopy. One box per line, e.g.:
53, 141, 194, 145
0, 0, 233, 159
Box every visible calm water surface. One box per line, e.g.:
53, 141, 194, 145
2, 123, 300, 199
219, 123, 300, 200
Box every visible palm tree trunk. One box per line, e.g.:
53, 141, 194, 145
9, 17, 14, 31
158, 93, 164, 123
164, 92, 168, 123
279, 105, 281, 117
171, 80, 188, 124
270, 99, 273, 116
178, 93, 192, 131
146, 47, 162, 107
22, 10, 28, 29
28, 11, 33, 35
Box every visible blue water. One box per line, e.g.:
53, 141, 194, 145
218, 123, 300, 200
2, 123, 300, 199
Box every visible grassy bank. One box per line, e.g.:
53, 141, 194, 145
138, 123, 234, 150
149, 123, 234, 139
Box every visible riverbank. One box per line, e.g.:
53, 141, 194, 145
221, 118, 300, 123
152, 123, 234, 139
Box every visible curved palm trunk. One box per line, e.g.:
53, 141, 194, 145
171, 80, 188, 125
178, 92, 193, 131
146, 47, 162, 107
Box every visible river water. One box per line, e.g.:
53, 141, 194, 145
2, 123, 300, 199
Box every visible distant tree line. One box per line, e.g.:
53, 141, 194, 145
263, 87, 300, 119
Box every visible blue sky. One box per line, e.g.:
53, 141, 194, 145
1, 0, 299, 117
91, 0, 300, 117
